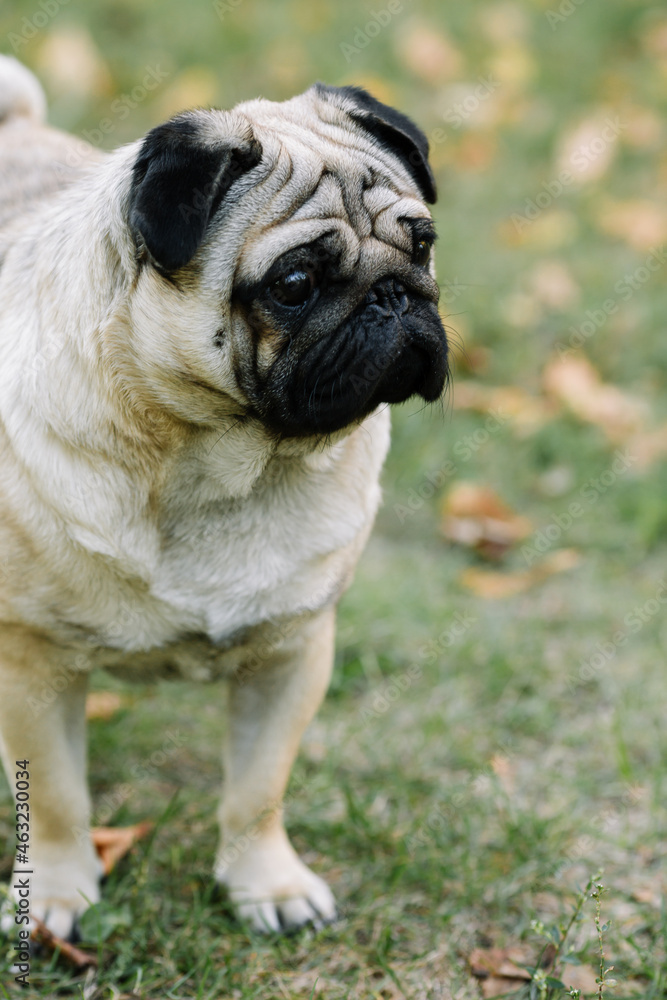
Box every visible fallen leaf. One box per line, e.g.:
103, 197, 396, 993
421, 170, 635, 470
461, 548, 582, 598
479, 974, 527, 997
31, 916, 97, 970
451, 133, 498, 172
395, 21, 464, 84
452, 345, 491, 376
437, 81, 505, 131
469, 945, 532, 981
477, 4, 529, 44
529, 260, 580, 310
631, 885, 664, 907
499, 208, 579, 249
640, 15, 667, 60
85, 691, 124, 720
627, 422, 667, 470
453, 381, 555, 434
543, 353, 646, 442
593, 198, 667, 251
561, 964, 601, 994
35, 28, 112, 99
91, 822, 154, 876
488, 42, 536, 89
490, 752, 516, 796
620, 104, 663, 149
441, 482, 533, 560
460, 567, 525, 599
469, 943, 597, 999
556, 113, 620, 184
501, 290, 542, 328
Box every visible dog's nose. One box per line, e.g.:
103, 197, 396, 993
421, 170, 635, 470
364, 278, 409, 316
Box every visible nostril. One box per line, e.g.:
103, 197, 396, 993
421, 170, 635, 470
364, 279, 409, 314
391, 280, 409, 315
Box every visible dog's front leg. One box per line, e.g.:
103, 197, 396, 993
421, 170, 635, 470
216, 607, 337, 932
0, 631, 101, 939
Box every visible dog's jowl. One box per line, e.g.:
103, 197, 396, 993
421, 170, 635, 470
0, 56, 448, 937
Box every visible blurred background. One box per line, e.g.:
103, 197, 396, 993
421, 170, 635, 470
1, 1, 666, 997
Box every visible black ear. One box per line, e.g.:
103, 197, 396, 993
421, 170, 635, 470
128, 112, 262, 273
315, 83, 436, 204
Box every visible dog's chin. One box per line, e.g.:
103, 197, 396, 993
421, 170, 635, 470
260, 280, 449, 438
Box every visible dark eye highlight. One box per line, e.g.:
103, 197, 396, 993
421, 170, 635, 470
269, 269, 314, 307
401, 217, 436, 268
413, 238, 432, 267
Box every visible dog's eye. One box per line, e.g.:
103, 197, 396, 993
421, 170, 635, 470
270, 269, 314, 307
413, 239, 432, 267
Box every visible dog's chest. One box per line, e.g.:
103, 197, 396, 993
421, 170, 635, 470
89, 421, 388, 659
152, 463, 367, 639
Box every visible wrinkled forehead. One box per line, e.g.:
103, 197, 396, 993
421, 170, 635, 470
225, 95, 432, 282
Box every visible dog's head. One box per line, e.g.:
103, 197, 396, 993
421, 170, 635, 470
124, 84, 448, 437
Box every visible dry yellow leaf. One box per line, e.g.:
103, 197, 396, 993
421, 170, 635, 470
35, 27, 112, 98
499, 208, 579, 249
501, 290, 542, 329
460, 548, 582, 598
490, 752, 516, 795
640, 16, 667, 59
92, 822, 154, 876
452, 345, 491, 377
469, 945, 532, 981
480, 974, 526, 998
594, 198, 667, 251
543, 353, 645, 442
436, 80, 505, 131
441, 482, 532, 560
85, 691, 124, 720
488, 42, 536, 89
631, 886, 661, 907
470, 942, 599, 998
561, 964, 602, 994
395, 21, 464, 84
477, 4, 529, 44
451, 133, 498, 172
629, 423, 667, 470
621, 104, 663, 149
556, 113, 620, 185
453, 381, 555, 433
529, 260, 580, 310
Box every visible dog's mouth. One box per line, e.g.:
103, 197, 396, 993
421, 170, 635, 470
261, 279, 449, 437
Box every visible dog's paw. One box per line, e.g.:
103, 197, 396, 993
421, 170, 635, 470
1, 849, 101, 941
1, 899, 85, 941
215, 827, 336, 933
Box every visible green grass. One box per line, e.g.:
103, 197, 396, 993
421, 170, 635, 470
1, 0, 667, 996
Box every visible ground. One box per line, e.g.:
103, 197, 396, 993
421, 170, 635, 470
1, 0, 666, 996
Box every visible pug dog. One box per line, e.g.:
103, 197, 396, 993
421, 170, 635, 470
0, 55, 448, 939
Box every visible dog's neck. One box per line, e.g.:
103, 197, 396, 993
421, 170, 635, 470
0, 141, 367, 518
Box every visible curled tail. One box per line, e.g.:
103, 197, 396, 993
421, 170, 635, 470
0, 55, 47, 125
